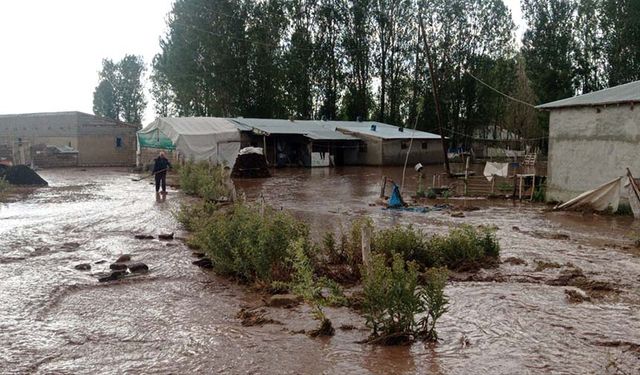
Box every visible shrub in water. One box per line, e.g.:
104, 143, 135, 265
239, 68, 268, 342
426, 188, 438, 199
193, 202, 309, 283
178, 161, 229, 201
416, 267, 449, 341
362, 253, 448, 344
0, 177, 9, 199
423, 225, 500, 271
372, 225, 429, 266
290, 238, 337, 336
339, 217, 372, 271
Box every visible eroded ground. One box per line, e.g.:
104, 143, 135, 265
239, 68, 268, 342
1, 167, 639, 374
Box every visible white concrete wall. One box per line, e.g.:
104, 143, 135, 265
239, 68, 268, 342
547, 104, 640, 202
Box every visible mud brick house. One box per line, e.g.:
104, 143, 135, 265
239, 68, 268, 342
0, 111, 138, 167
537, 80, 640, 202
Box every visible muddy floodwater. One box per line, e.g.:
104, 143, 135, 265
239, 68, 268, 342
1, 167, 639, 374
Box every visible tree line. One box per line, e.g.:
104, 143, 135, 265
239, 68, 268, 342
93, 0, 640, 148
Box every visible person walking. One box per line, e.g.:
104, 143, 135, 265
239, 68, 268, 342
153, 151, 171, 194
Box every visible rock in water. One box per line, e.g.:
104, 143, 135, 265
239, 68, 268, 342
266, 294, 303, 308
192, 258, 213, 269
134, 234, 154, 240
98, 270, 126, 282
116, 254, 131, 263
74, 263, 91, 271
4, 165, 48, 186
158, 233, 174, 240
109, 263, 128, 270
128, 262, 149, 273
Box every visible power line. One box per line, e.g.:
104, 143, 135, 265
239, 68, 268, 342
467, 71, 538, 109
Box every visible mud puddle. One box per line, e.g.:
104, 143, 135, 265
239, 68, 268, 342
1, 167, 639, 374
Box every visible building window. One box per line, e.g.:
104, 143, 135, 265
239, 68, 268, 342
421, 142, 428, 150
116, 137, 123, 148
401, 141, 409, 150
359, 142, 367, 153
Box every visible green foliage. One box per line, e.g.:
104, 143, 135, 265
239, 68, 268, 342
93, 55, 146, 124
362, 253, 448, 343
373, 225, 427, 265
532, 184, 546, 202
175, 200, 218, 232
363, 253, 420, 339
426, 225, 500, 271
178, 161, 230, 201
496, 182, 513, 192
426, 188, 437, 199
416, 174, 425, 198
192, 202, 309, 283
602, 0, 640, 86
417, 267, 449, 341
339, 217, 372, 272
290, 238, 341, 336
0, 177, 10, 199
369, 224, 500, 272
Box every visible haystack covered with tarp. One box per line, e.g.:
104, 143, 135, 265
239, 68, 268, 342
137, 117, 242, 167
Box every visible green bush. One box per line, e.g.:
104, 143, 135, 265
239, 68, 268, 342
362, 253, 448, 344
372, 225, 429, 265
368, 224, 499, 272
175, 201, 218, 232
192, 202, 309, 283
339, 217, 372, 271
416, 267, 449, 341
178, 161, 229, 201
532, 184, 546, 202
0, 177, 11, 194
425, 225, 500, 271
290, 238, 343, 336
0, 177, 9, 198
426, 188, 437, 199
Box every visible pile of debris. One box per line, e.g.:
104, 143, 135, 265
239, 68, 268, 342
0, 165, 48, 186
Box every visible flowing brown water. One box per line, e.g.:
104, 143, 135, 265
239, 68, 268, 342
1, 167, 639, 374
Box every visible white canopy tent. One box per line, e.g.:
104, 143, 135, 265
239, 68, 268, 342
137, 117, 242, 167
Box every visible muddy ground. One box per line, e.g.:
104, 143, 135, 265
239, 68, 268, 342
1, 167, 639, 374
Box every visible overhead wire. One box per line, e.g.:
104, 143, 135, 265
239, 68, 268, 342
466, 71, 538, 109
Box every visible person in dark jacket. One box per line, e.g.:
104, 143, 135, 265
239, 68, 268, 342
153, 152, 171, 193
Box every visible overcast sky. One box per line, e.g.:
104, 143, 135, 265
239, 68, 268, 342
0, 0, 524, 125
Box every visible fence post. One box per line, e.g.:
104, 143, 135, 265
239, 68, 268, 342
379, 176, 387, 198
361, 225, 372, 275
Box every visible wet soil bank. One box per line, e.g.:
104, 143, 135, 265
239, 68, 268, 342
1, 167, 639, 374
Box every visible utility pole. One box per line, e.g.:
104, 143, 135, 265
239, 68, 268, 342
419, 14, 451, 176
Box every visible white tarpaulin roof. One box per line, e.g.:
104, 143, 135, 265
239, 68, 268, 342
139, 117, 242, 166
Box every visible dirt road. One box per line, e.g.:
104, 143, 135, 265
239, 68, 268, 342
1, 167, 639, 374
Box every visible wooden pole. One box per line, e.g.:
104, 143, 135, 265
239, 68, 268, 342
380, 176, 387, 198
419, 14, 451, 176
361, 225, 372, 275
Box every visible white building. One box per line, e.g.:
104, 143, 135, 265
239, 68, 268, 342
538, 80, 640, 202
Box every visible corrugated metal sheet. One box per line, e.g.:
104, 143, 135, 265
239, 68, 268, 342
231, 118, 441, 140
331, 121, 442, 140
231, 118, 359, 141
537, 80, 640, 109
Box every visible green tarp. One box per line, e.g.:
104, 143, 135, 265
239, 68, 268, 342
137, 129, 175, 150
